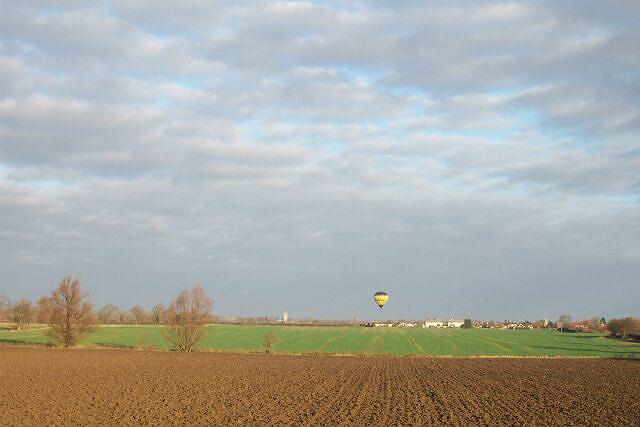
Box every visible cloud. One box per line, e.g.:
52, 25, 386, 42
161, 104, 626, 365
0, 0, 638, 319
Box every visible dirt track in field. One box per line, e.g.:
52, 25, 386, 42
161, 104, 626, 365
1, 348, 639, 426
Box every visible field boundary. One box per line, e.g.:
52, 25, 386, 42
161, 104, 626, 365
1, 342, 638, 360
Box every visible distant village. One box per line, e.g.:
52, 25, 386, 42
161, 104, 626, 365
362, 318, 611, 331
215, 313, 611, 333
1, 293, 615, 334
362, 319, 542, 329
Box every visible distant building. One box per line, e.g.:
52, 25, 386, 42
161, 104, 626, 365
423, 320, 445, 328
447, 319, 464, 328
506, 323, 531, 329
532, 319, 549, 329
396, 321, 416, 327
283, 312, 288, 322
374, 322, 394, 327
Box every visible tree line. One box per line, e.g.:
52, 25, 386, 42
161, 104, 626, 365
0, 275, 213, 351
2, 279, 639, 348
607, 317, 640, 339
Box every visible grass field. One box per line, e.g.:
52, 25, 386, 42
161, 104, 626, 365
1, 324, 639, 357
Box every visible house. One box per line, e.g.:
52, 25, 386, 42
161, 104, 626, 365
396, 321, 416, 327
506, 323, 531, 329
423, 320, 445, 328
572, 320, 591, 332
447, 319, 464, 328
373, 322, 394, 327
532, 320, 548, 329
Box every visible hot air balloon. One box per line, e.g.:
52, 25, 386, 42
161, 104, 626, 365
373, 291, 388, 309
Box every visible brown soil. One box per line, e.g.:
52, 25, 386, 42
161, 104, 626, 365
1, 348, 639, 426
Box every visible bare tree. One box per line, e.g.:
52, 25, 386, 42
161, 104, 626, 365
558, 314, 572, 333
608, 318, 622, 337
47, 276, 97, 347
130, 305, 147, 325
119, 309, 135, 324
0, 295, 12, 322
97, 304, 121, 324
620, 317, 640, 338
163, 285, 212, 352
151, 304, 164, 325
13, 299, 33, 330
607, 318, 640, 338
588, 317, 602, 331
36, 296, 53, 324
262, 330, 279, 353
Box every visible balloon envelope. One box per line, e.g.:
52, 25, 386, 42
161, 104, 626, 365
373, 291, 388, 308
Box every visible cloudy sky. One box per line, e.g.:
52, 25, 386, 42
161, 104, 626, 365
1, 1, 638, 320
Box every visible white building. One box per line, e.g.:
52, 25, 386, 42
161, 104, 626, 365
507, 323, 530, 329
423, 320, 444, 328
447, 319, 464, 328
397, 321, 416, 327
283, 312, 288, 322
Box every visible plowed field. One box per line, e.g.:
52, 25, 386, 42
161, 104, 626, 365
1, 348, 639, 426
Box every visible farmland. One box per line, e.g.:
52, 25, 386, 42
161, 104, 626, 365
1, 347, 639, 425
1, 324, 639, 358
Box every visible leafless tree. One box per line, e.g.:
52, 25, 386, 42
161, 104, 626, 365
558, 314, 572, 333
13, 299, 33, 330
608, 319, 622, 337
0, 295, 12, 322
130, 305, 147, 325
620, 317, 640, 338
47, 276, 97, 347
151, 304, 164, 325
97, 304, 121, 324
163, 285, 212, 352
36, 296, 53, 323
588, 317, 602, 331
607, 318, 640, 338
119, 310, 136, 324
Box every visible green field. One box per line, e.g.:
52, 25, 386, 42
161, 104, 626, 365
1, 324, 639, 358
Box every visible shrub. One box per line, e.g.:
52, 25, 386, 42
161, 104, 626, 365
262, 330, 279, 353
607, 317, 640, 338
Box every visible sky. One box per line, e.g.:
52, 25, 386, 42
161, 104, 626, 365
0, 1, 639, 321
